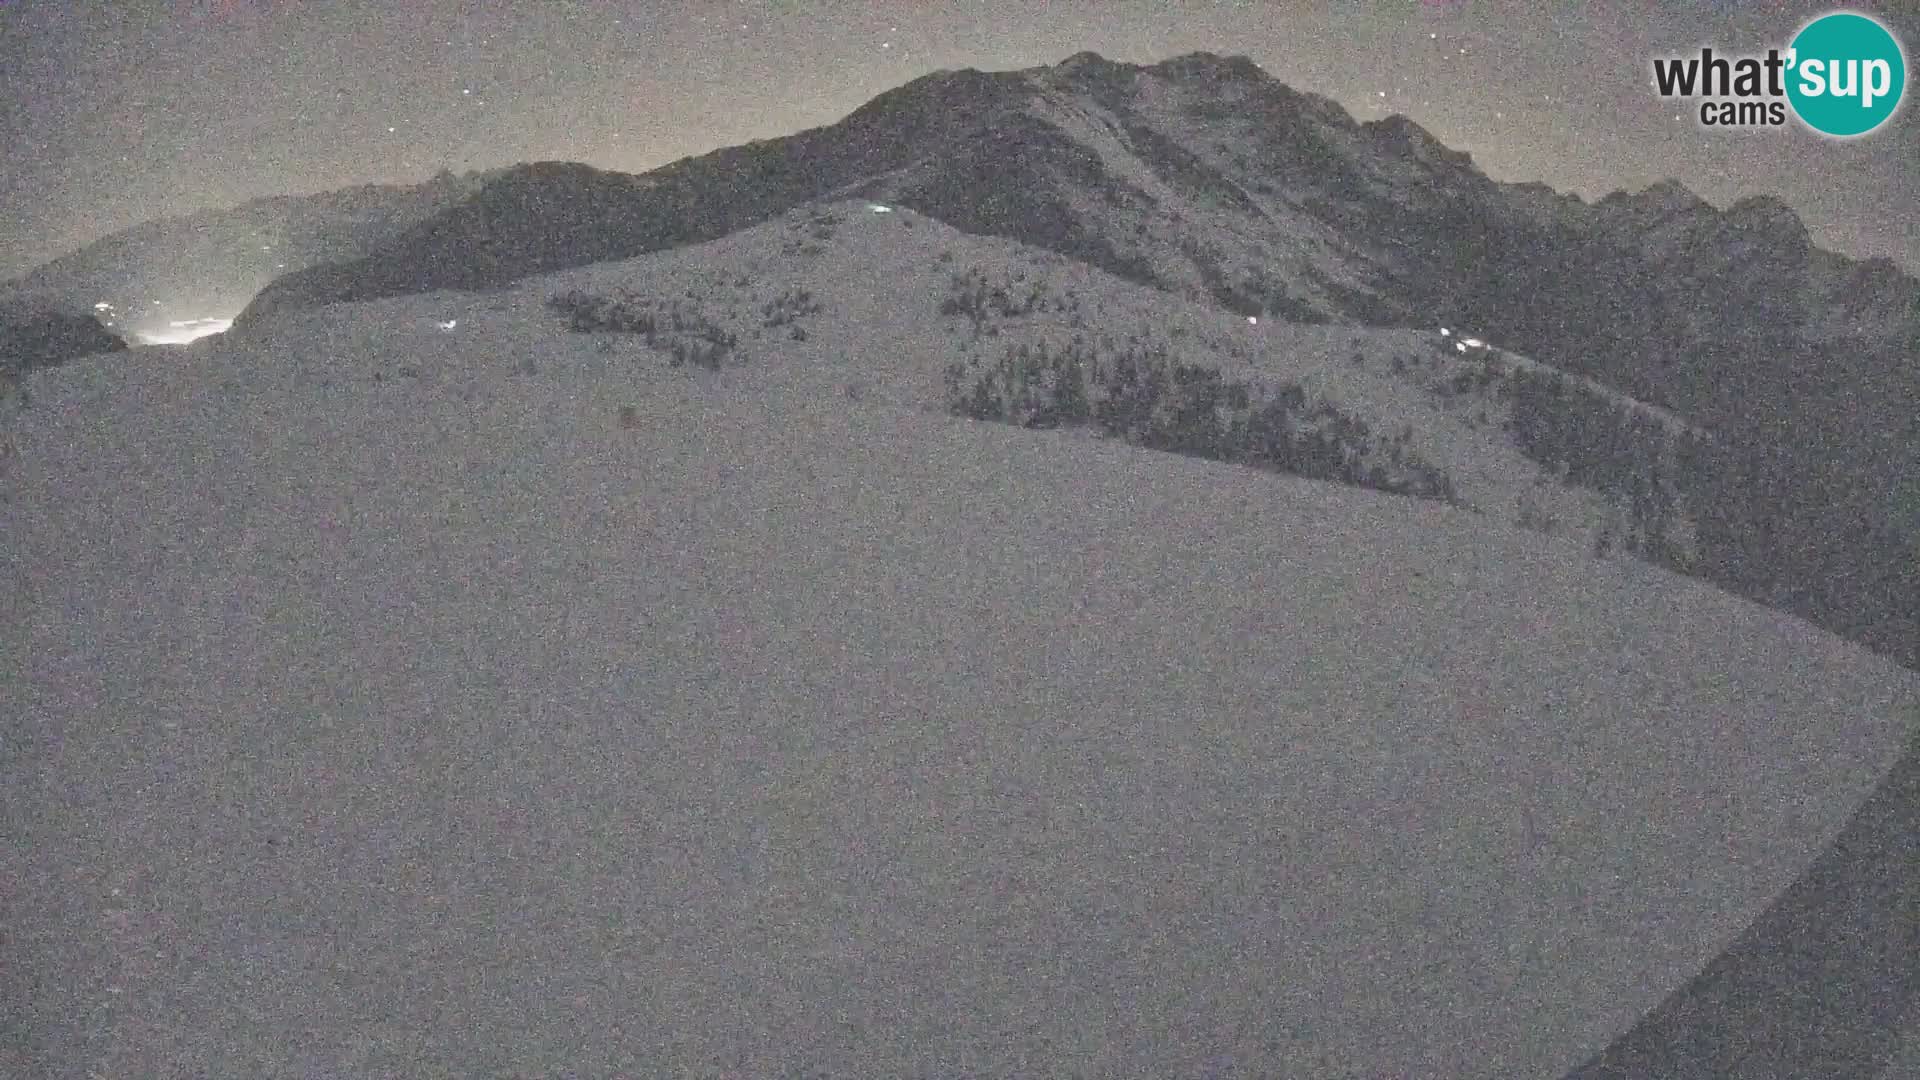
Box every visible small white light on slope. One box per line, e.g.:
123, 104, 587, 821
1248, 316, 1258, 325
1455, 341, 1468, 353
1462, 337, 1485, 349
1439, 327, 1450, 336
867, 203, 893, 213
438, 320, 458, 331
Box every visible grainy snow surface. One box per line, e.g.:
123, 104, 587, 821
3, 215, 1915, 1077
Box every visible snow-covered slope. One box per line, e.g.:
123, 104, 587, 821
243, 201, 1697, 567
502, 203, 1920, 671
3, 221, 1915, 1076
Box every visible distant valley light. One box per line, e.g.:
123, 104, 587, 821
136, 317, 233, 345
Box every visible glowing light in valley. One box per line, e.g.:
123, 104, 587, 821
437, 319, 458, 330
866, 203, 892, 213
136, 317, 233, 345
1248, 316, 1258, 324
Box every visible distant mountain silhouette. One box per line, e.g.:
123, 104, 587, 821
1, 169, 495, 341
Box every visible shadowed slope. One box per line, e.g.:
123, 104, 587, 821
1565, 716, 1920, 1079
0, 304, 126, 375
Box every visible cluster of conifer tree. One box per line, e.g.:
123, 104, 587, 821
547, 289, 738, 370
944, 338, 1458, 503
1488, 354, 1916, 668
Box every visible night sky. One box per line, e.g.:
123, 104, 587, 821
3, 0, 1916, 280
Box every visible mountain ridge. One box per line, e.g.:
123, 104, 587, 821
12, 49, 1919, 666
232, 51, 1916, 354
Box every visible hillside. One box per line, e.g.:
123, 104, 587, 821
229, 53, 1919, 532
327, 199, 1913, 672
237, 201, 1711, 568
13, 50, 1909, 639
214, 51, 1920, 672
5, 205, 1917, 1076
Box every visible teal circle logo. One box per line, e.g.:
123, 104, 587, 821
1786, 11, 1906, 137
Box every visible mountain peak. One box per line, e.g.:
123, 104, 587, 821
1057, 50, 1122, 71
1039, 50, 1139, 100
1505, 179, 1588, 206
1148, 51, 1268, 83
1726, 193, 1805, 234
1636, 178, 1709, 211
1595, 178, 1710, 221
1364, 113, 1474, 170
